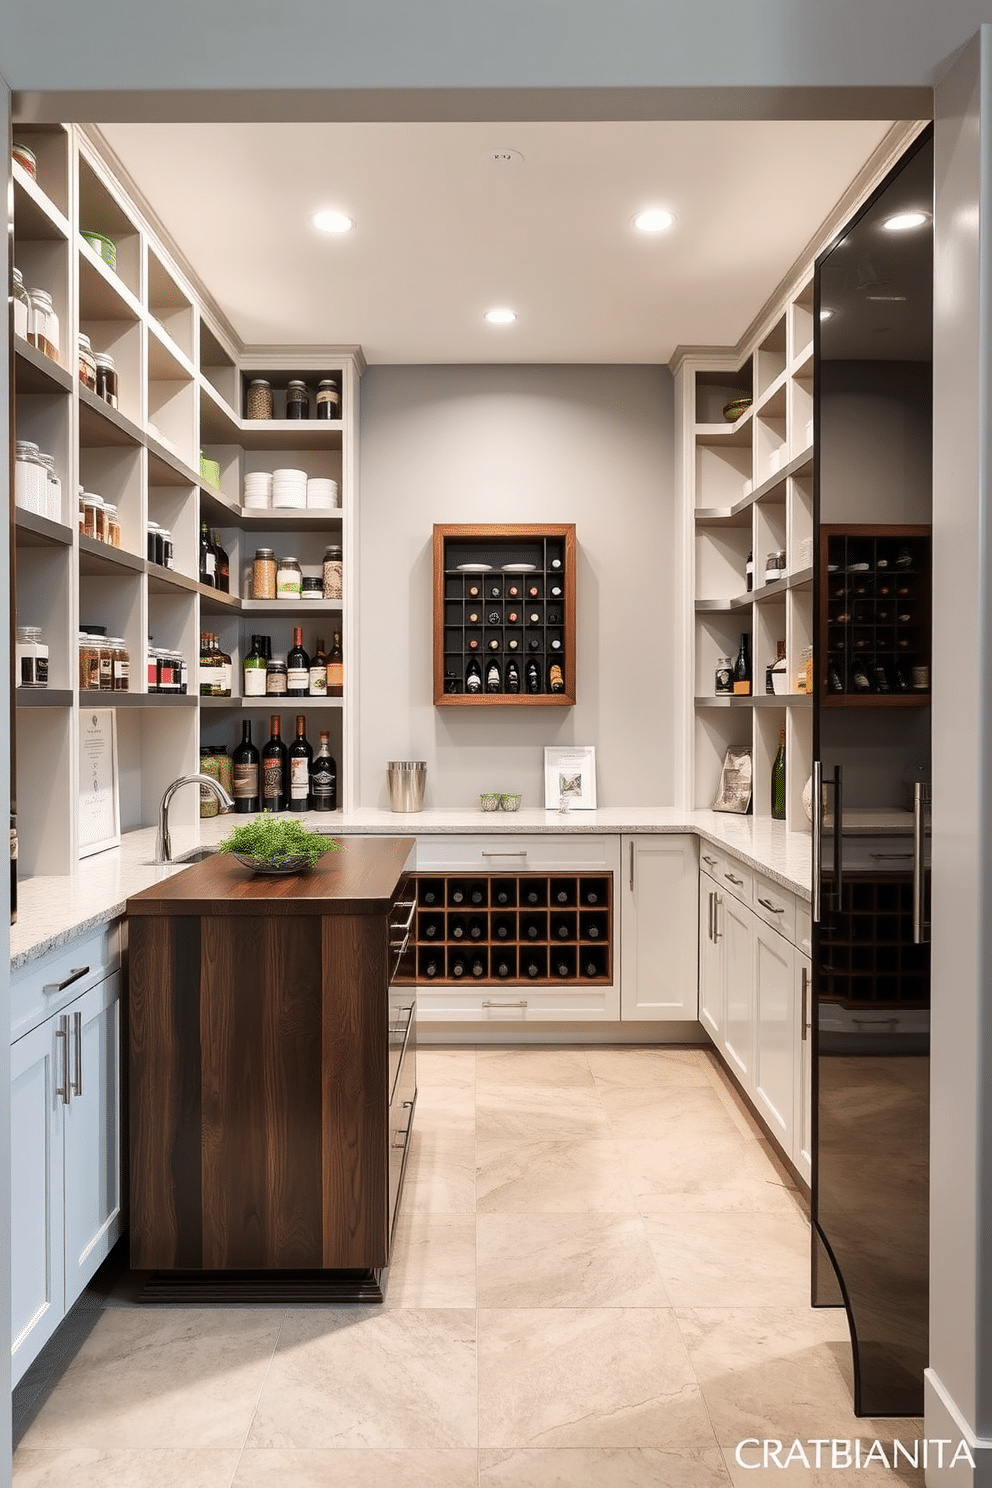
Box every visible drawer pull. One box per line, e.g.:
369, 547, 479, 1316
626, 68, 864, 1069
482, 999, 528, 1009
869, 851, 913, 860
481, 851, 528, 859
757, 896, 785, 914
43, 966, 90, 995
724, 873, 744, 887
801, 966, 809, 1041
702, 854, 718, 867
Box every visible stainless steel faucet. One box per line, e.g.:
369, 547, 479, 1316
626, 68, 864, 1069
155, 774, 234, 863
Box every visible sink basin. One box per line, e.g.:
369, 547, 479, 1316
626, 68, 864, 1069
174, 848, 218, 865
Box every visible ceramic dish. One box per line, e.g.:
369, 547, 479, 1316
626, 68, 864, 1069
456, 563, 492, 572
500, 563, 537, 572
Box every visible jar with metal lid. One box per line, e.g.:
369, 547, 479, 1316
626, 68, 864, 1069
82, 493, 106, 543
252, 548, 277, 600
275, 555, 302, 599
316, 376, 341, 420
322, 545, 343, 600
78, 631, 105, 690
285, 380, 310, 419
107, 637, 129, 692
199, 747, 224, 816
159, 527, 174, 569
12, 268, 29, 341
764, 552, 779, 584
78, 333, 97, 391
36, 452, 62, 524
266, 657, 288, 695
246, 378, 273, 420
103, 504, 121, 548
147, 523, 163, 564
16, 625, 48, 689
302, 575, 323, 600
94, 352, 118, 408
27, 287, 59, 362
14, 442, 45, 514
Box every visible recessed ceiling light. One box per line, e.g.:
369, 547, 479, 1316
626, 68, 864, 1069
311, 209, 355, 234
484, 308, 517, 325
883, 211, 929, 232
820, 309, 835, 320
632, 208, 675, 234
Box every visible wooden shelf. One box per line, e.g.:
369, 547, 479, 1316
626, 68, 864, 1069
15, 689, 73, 707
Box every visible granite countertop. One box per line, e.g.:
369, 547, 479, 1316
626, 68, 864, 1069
10, 804, 820, 969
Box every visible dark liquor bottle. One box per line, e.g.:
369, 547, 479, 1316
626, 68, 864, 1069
525, 659, 541, 694
261, 714, 287, 811
466, 657, 483, 694
745, 550, 754, 592
505, 658, 521, 694
310, 732, 337, 815
733, 633, 752, 696
288, 715, 313, 811
287, 627, 310, 697
198, 521, 216, 586
212, 530, 230, 593
770, 728, 786, 821
548, 661, 565, 693
851, 657, 872, 692
326, 631, 344, 696
308, 636, 328, 697
485, 658, 501, 692
232, 720, 260, 813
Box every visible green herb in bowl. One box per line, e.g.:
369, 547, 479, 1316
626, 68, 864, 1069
216, 815, 339, 872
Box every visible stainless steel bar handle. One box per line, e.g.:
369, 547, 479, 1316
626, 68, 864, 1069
812, 760, 823, 923
482, 1000, 528, 1009
630, 841, 635, 891
43, 966, 89, 995
757, 897, 785, 914
55, 1015, 71, 1105
701, 853, 718, 868
713, 893, 723, 942
832, 764, 844, 912
801, 965, 809, 1041
390, 899, 417, 934
481, 851, 528, 859
913, 780, 931, 944
72, 1011, 83, 1097
707, 890, 714, 941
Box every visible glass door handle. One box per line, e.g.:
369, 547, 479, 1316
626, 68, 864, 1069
812, 761, 823, 923
913, 780, 931, 944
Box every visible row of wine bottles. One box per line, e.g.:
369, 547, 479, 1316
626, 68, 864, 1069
421, 952, 606, 980
460, 655, 565, 695
421, 914, 606, 941
419, 878, 606, 908
199, 522, 231, 591
231, 714, 337, 812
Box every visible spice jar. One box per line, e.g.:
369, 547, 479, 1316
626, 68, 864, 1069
94, 352, 118, 408
82, 493, 106, 543
27, 287, 59, 362
276, 555, 302, 599
322, 545, 343, 600
103, 504, 121, 548
36, 452, 62, 524
16, 626, 48, 688
252, 548, 277, 600
285, 379, 310, 419
12, 268, 30, 341
302, 576, 323, 600
266, 657, 288, 695
316, 376, 341, 420
78, 333, 97, 391
107, 637, 129, 692
79, 633, 99, 689
246, 378, 273, 419
14, 442, 46, 514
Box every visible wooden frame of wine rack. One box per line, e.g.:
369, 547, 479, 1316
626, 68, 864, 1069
433, 523, 577, 705
394, 872, 613, 987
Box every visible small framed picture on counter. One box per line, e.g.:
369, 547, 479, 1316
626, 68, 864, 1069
544, 745, 597, 810
78, 708, 121, 856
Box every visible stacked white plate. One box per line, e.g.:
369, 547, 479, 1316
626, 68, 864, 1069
271, 467, 308, 509
307, 477, 339, 510
243, 471, 272, 509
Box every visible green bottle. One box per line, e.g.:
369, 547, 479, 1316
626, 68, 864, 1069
771, 728, 787, 821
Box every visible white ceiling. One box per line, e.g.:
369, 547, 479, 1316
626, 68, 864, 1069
98, 119, 896, 365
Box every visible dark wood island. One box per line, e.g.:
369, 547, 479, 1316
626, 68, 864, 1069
126, 836, 416, 1301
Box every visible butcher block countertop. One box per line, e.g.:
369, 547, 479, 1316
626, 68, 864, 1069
126, 837, 415, 917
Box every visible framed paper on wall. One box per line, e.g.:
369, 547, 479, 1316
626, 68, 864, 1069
78, 708, 121, 856
544, 745, 597, 810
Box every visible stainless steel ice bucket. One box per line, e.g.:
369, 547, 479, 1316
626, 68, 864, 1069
387, 761, 427, 813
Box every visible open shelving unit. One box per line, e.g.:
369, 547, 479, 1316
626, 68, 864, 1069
11, 123, 363, 877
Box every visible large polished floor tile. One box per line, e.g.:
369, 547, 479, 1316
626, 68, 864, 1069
475, 1083, 613, 1147
477, 1137, 639, 1213
416, 1049, 477, 1089
477, 1212, 670, 1308
478, 1307, 717, 1450
246, 1308, 478, 1449
643, 1210, 813, 1306
587, 1046, 716, 1092
231, 1448, 479, 1486
402, 1126, 478, 1214
475, 1046, 597, 1091
385, 1213, 477, 1308
616, 1132, 804, 1214
18, 1309, 282, 1451
598, 1082, 749, 1144
13, 1448, 240, 1488
480, 1445, 733, 1486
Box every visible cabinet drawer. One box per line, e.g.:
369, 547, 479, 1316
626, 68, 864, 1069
753, 875, 797, 941
11, 922, 121, 1043
702, 850, 753, 906
418, 982, 620, 1022
413, 834, 619, 874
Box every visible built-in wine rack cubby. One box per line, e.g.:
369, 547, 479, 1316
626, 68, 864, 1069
395, 872, 613, 986
820, 874, 929, 1008
433, 523, 576, 705
819, 525, 931, 704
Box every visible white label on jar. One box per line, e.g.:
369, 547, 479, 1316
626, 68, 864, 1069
290, 759, 310, 798
267, 672, 288, 695
243, 666, 267, 696
13, 297, 28, 340
287, 666, 308, 692
277, 572, 302, 597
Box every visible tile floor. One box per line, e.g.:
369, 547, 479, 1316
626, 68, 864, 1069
13, 1045, 925, 1486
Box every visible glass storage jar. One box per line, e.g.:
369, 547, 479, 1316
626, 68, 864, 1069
82, 493, 106, 542
266, 657, 288, 695
27, 287, 59, 362
103, 503, 121, 548
275, 555, 302, 599
322, 545, 343, 600
285, 379, 310, 419
246, 378, 273, 419
252, 548, 277, 599
199, 746, 223, 816
94, 352, 118, 408
316, 375, 341, 420
107, 637, 129, 692
14, 442, 46, 514
159, 527, 173, 569
36, 452, 62, 523
12, 268, 30, 340
78, 333, 97, 391
15, 626, 48, 689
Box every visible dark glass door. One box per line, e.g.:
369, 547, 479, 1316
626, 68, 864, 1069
813, 129, 932, 1416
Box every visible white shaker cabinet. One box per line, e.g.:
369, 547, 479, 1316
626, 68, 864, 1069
752, 919, 796, 1151
10, 1016, 65, 1378
795, 952, 813, 1185
698, 870, 724, 1043
619, 835, 698, 1020
721, 890, 755, 1083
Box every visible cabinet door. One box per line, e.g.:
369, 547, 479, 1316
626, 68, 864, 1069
794, 953, 812, 1185
62, 972, 124, 1306
752, 921, 796, 1149
722, 893, 754, 1084
698, 874, 725, 1043
10, 1016, 66, 1386
620, 836, 698, 1020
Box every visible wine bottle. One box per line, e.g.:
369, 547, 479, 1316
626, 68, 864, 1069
308, 636, 328, 697
212, 530, 230, 593
554, 888, 569, 904
471, 957, 485, 979
288, 714, 313, 811
525, 887, 540, 904
466, 656, 483, 694
745, 550, 754, 592
451, 916, 466, 940
525, 960, 540, 979
827, 659, 845, 693
548, 661, 565, 693
287, 627, 310, 697
451, 885, 465, 904
451, 956, 466, 978
584, 959, 598, 978
527, 638, 541, 653
871, 658, 891, 693
485, 658, 501, 692
326, 630, 344, 697
770, 727, 786, 821
470, 884, 484, 904
525, 659, 541, 693
505, 658, 521, 693
199, 521, 216, 586
586, 922, 600, 940
733, 633, 752, 695
468, 917, 484, 941
494, 917, 511, 939
585, 888, 599, 904
215, 634, 232, 697
554, 920, 570, 940
525, 921, 540, 939
422, 888, 437, 906
494, 886, 510, 905
425, 959, 439, 979
423, 919, 439, 939
262, 714, 287, 811
243, 634, 267, 697
495, 959, 511, 979
488, 639, 500, 652
309, 730, 337, 811
232, 720, 260, 813
555, 960, 570, 978
851, 657, 872, 692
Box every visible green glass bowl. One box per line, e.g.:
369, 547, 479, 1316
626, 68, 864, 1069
81, 229, 118, 272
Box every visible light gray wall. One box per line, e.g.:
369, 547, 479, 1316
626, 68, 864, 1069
357, 364, 675, 810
